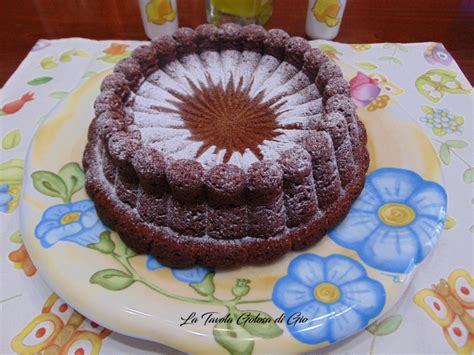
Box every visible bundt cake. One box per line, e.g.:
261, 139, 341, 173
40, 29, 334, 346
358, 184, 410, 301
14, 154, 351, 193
83, 24, 369, 268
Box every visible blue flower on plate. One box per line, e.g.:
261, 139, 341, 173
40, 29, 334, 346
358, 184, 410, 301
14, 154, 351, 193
328, 168, 447, 274
0, 184, 13, 212
273, 254, 385, 344
146, 255, 210, 283
35, 200, 107, 248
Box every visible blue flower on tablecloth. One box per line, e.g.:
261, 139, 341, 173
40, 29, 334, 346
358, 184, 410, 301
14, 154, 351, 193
273, 254, 385, 344
328, 168, 447, 274
146, 255, 209, 283
0, 184, 13, 213
35, 200, 107, 248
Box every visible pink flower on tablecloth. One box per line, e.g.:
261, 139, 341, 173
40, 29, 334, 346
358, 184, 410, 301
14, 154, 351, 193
349, 72, 381, 108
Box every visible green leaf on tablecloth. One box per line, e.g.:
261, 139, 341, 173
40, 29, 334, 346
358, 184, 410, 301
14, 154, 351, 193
379, 56, 402, 65
90, 269, 134, 290
442, 85, 471, 94
97, 51, 131, 63
31, 171, 68, 202
432, 127, 446, 137
27, 76, 53, 86
469, 225, 474, 233
214, 317, 254, 355
446, 140, 468, 149
416, 76, 442, 102
82, 71, 97, 79
439, 143, 451, 165
0, 159, 24, 213
58, 162, 85, 199
88, 231, 115, 254
383, 43, 394, 49
234, 310, 283, 338
40, 56, 58, 69
391, 57, 402, 65
426, 69, 457, 78
73, 50, 89, 58
395, 43, 408, 52
366, 315, 402, 336
59, 50, 75, 62
420, 105, 434, 115
49, 91, 68, 99
454, 115, 465, 125
355, 62, 378, 70
9, 230, 22, 244
319, 44, 342, 56
463, 167, 474, 183
444, 216, 457, 230
2, 128, 21, 150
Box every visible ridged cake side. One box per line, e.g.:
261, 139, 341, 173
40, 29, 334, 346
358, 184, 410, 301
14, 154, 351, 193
83, 24, 370, 268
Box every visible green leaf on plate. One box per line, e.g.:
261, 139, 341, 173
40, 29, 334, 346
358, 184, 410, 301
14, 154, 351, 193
366, 315, 402, 336
235, 310, 283, 338
439, 143, 451, 165
463, 167, 474, 183
90, 269, 134, 290
49, 91, 68, 99
0, 110, 6, 116
446, 140, 468, 149
58, 162, 85, 199
27, 76, 53, 86
9, 230, 22, 244
40, 56, 58, 69
444, 216, 457, 230
2, 128, 21, 150
88, 231, 115, 254
114, 236, 137, 258
214, 317, 254, 355
82, 71, 97, 79
31, 171, 68, 201
190, 272, 215, 297
355, 62, 378, 70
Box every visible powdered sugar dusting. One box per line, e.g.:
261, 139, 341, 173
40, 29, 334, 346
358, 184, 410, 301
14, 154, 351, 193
130, 51, 327, 171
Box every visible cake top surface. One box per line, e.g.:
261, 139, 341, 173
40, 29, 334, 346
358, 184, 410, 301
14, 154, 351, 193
98, 25, 351, 173
117, 25, 344, 171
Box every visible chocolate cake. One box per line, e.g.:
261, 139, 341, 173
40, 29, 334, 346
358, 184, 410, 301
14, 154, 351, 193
83, 24, 369, 268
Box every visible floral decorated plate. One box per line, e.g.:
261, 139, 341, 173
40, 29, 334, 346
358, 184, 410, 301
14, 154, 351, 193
19, 68, 447, 354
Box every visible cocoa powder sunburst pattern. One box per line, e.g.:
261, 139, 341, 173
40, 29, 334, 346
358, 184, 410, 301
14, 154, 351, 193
161, 76, 287, 163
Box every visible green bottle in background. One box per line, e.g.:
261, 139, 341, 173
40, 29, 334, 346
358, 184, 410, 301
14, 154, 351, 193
206, 0, 273, 25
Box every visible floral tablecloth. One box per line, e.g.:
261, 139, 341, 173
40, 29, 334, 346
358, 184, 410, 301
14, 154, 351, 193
0, 38, 472, 354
